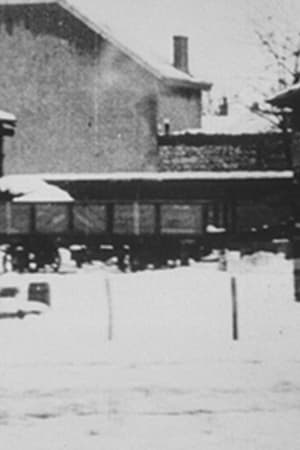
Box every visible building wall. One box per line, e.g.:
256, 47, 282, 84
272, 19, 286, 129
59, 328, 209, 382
0, 4, 156, 173
158, 86, 201, 132
0, 3, 204, 174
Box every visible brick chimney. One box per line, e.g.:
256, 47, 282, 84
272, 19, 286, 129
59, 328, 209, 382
173, 35, 189, 74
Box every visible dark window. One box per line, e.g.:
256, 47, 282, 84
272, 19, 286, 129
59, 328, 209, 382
0, 287, 19, 298
5, 16, 13, 35
24, 15, 30, 30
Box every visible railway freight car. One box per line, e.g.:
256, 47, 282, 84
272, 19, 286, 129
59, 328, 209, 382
0, 171, 294, 271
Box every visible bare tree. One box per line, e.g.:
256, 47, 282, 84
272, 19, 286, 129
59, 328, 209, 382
255, 17, 300, 89
249, 14, 300, 132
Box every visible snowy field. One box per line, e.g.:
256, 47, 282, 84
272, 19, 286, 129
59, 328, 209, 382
0, 251, 300, 449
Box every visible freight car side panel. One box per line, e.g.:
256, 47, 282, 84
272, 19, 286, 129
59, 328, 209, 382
35, 204, 68, 233
73, 204, 106, 233
161, 204, 204, 234
0, 197, 292, 243
0, 203, 31, 234
236, 201, 292, 232
113, 203, 155, 234
11, 204, 31, 234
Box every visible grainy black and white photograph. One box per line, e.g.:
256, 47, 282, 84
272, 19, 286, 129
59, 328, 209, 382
0, 0, 300, 448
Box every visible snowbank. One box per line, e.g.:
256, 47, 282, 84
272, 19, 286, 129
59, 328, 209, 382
227, 250, 292, 274
0, 255, 299, 450
0, 251, 297, 365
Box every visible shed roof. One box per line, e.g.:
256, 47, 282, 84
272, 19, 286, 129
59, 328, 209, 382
39, 171, 293, 182
0, 110, 16, 123
1, 0, 211, 90
268, 82, 300, 108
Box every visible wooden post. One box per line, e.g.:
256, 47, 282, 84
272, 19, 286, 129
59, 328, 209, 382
105, 277, 113, 341
133, 201, 140, 235
293, 256, 300, 302
154, 203, 161, 235
0, 135, 3, 177
231, 276, 239, 340
219, 249, 227, 271
106, 203, 114, 235
67, 202, 74, 233
5, 202, 11, 234
230, 200, 237, 234
202, 203, 209, 233
223, 202, 229, 231
30, 205, 36, 233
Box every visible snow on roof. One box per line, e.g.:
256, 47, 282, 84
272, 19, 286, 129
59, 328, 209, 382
0, 175, 46, 195
1, 0, 211, 90
200, 107, 280, 135
0, 110, 16, 123
268, 82, 300, 107
13, 185, 74, 202
0, 175, 73, 201
40, 171, 294, 182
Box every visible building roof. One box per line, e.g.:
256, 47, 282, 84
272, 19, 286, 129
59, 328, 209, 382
0, 110, 16, 123
1, 0, 211, 90
200, 107, 280, 135
38, 171, 293, 182
14, 185, 74, 202
268, 82, 300, 108
157, 106, 281, 136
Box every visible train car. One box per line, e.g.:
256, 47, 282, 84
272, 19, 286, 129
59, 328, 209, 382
0, 171, 294, 271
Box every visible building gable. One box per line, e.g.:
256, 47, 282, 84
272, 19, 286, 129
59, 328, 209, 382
0, 0, 211, 90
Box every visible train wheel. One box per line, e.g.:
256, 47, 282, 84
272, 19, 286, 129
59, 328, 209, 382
51, 251, 61, 272
28, 261, 38, 273
75, 258, 82, 268
2, 252, 12, 273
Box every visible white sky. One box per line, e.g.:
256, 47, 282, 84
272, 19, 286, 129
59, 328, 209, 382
70, 0, 300, 106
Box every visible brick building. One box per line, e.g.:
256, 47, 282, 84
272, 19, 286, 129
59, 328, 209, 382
155, 121, 293, 236
0, 0, 211, 174
158, 131, 291, 172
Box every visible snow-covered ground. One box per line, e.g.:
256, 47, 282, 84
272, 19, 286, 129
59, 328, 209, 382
0, 251, 299, 449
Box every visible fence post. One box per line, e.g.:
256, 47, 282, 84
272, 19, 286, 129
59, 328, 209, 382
293, 257, 300, 302
231, 276, 239, 340
105, 277, 113, 341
